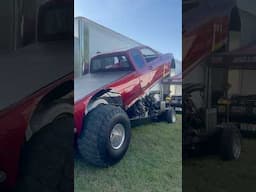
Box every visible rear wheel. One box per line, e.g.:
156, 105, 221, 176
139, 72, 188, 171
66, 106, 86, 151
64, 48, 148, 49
78, 104, 131, 167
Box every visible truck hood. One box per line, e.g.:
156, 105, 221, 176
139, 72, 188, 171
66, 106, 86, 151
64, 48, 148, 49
0, 41, 73, 111
75, 71, 131, 102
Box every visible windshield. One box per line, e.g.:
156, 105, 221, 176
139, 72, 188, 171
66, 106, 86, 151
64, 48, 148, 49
90, 54, 133, 73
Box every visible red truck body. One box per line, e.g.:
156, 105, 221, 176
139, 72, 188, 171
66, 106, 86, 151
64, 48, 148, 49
0, 0, 73, 190
0, 73, 73, 189
74, 46, 173, 134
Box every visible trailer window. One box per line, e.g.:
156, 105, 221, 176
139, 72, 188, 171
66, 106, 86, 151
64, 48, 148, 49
90, 55, 133, 73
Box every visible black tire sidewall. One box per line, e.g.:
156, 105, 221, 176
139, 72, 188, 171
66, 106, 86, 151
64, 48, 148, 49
16, 117, 73, 192
78, 105, 131, 167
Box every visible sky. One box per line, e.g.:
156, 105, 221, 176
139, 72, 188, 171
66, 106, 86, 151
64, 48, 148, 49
75, 0, 181, 60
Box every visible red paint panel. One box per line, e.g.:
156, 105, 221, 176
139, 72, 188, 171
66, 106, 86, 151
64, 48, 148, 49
74, 47, 173, 134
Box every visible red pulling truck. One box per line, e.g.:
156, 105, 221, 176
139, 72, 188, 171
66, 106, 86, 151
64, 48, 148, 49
0, 0, 73, 191
75, 46, 176, 167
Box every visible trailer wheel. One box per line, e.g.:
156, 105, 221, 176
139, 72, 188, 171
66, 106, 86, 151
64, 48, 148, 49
220, 125, 241, 160
165, 108, 176, 123
78, 104, 131, 167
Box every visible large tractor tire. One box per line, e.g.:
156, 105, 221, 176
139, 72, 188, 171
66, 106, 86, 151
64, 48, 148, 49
78, 104, 131, 167
15, 116, 73, 192
220, 125, 241, 160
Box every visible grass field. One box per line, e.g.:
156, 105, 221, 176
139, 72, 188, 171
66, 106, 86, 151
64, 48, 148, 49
75, 115, 182, 192
183, 137, 256, 192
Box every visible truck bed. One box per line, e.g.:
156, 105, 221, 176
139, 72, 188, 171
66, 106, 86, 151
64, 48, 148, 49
74, 71, 131, 102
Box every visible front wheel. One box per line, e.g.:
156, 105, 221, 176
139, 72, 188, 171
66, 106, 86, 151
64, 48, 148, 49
15, 117, 73, 192
78, 104, 131, 167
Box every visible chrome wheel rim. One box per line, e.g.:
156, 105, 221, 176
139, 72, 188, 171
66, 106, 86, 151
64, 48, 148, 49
110, 124, 125, 150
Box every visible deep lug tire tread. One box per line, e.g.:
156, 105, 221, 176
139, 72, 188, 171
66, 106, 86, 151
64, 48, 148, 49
78, 104, 131, 167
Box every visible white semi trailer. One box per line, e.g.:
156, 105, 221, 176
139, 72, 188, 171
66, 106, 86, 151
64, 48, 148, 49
74, 17, 142, 78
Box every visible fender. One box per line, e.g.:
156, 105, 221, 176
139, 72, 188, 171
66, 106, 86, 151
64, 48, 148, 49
86, 98, 108, 115
74, 89, 123, 134
86, 89, 123, 114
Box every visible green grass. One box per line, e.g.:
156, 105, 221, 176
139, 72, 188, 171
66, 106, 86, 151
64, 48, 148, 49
75, 116, 182, 192
183, 138, 256, 192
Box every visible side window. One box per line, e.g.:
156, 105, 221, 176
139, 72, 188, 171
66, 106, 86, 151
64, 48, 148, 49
140, 48, 158, 63
90, 54, 133, 73
130, 49, 145, 69
118, 56, 130, 68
